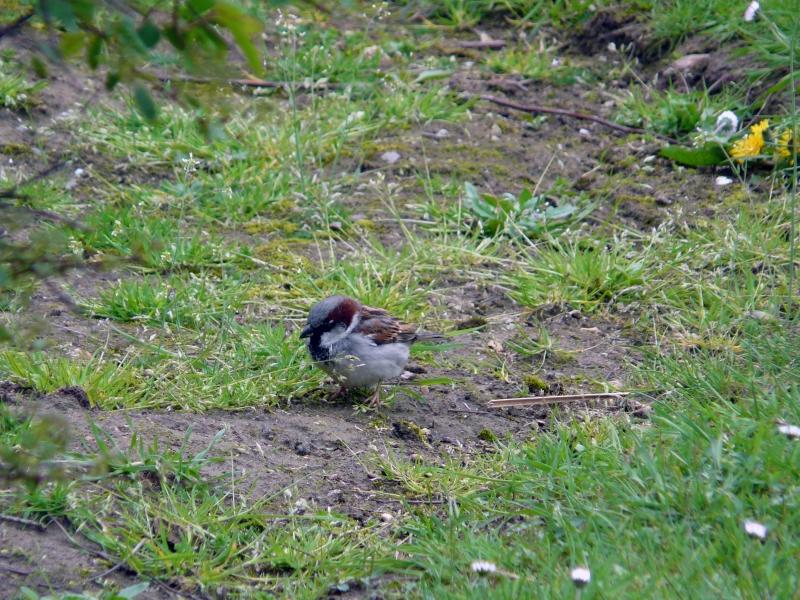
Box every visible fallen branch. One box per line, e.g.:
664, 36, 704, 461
458, 39, 506, 50
0, 512, 47, 529
479, 94, 679, 143
488, 392, 630, 408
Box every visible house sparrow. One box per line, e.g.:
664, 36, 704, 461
300, 295, 442, 406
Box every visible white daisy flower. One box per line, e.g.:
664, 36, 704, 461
471, 560, 497, 574
744, 1, 760, 22
777, 423, 800, 439
744, 520, 767, 539
571, 566, 591, 587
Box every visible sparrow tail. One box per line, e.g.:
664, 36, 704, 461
413, 331, 445, 342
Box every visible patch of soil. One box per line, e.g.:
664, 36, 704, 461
574, 9, 669, 63
0, 516, 171, 600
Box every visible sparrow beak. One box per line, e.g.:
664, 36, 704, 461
299, 325, 312, 339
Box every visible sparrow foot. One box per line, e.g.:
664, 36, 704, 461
367, 387, 382, 408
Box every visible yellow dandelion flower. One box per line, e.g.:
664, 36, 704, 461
730, 120, 770, 161
777, 130, 794, 163
731, 131, 765, 161
751, 119, 769, 135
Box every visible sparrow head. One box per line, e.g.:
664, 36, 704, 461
300, 295, 361, 340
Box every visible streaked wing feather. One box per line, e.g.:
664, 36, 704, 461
357, 306, 418, 345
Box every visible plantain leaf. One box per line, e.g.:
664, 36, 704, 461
659, 143, 727, 167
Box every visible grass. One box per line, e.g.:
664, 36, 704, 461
382, 321, 800, 597
0, 55, 46, 111
2, 0, 800, 597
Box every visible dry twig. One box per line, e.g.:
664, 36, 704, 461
488, 392, 630, 408
479, 94, 679, 144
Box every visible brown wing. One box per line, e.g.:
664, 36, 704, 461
357, 305, 418, 345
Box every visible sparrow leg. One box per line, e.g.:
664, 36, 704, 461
368, 386, 382, 408
330, 384, 349, 401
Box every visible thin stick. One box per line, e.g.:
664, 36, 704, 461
479, 94, 679, 143
0, 564, 32, 576
0, 513, 47, 529
488, 392, 630, 408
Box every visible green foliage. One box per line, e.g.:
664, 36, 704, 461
0, 57, 46, 110
32, 0, 268, 118
509, 240, 648, 311
0, 351, 143, 407
85, 275, 247, 328
614, 88, 741, 138
464, 182, 594, 239
0, 406, 70, 488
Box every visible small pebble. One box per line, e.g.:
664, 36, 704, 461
381, 151, 401, 164
715, 176, 733, 186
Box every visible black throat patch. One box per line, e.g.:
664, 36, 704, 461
307, 333, 329, 362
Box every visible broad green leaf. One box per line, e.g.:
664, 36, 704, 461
60, 31, 85, 57
31, 56, 49, 78
214, 2, 263, 74
70, 0, 95, 20
137, 21, 161, 49
87, 35, 103, 69
132, 84, 157, 121
659, 143, 727, 167
187, 0, 215, 16
41, 0, 77, 31
115, 18, 148, 55
105, 71, 120, 90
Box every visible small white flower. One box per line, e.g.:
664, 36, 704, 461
715, 176, 733, 186
471, 560, 497, 574
571, 566, 591, 587
777, 423, 800, 439
744, 520, 767, 539
579, 128, 591, 137
744, 1, 760, 22
74, 167, 85, 177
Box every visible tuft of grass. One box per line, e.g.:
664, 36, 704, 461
509, 239, 649, 312
487, 46, 593, 85
0, 58, 46, 111
0, 351, 143, 408
143, 322, 323, 410
85, 275, 248, 328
